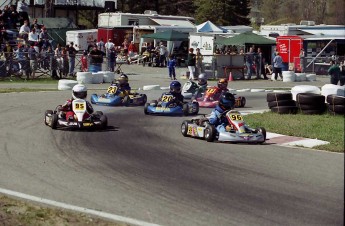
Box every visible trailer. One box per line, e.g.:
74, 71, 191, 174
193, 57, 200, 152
66, 29, 98, 51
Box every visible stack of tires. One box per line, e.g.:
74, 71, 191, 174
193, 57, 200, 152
326, 95, 345, 115
267, 92, 298, 114
296, 93, 326, 115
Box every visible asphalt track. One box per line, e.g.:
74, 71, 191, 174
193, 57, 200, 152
0, 86, 343, 226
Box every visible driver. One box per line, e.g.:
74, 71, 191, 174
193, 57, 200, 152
217, 78, 229, 92
112, 73, 131, 96
195, 73, 208, 97
59, 84, 94, 121
209, 92, 235, 132
160, 81, 184, 105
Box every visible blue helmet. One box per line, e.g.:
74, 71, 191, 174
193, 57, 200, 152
170, 81, 181, 94
218, 92, 235, 110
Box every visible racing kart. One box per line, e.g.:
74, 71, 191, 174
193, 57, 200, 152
44, 99, 108, 130
181, 80, 206, 99
181, 110, 266, 143
195, 86, 246, 108
90, 84, 147, 106
144, 93, 199, 116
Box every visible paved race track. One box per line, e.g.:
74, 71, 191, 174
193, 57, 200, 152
0, 90, 343, 226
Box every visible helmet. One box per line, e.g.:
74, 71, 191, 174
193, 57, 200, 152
118, 74, 128, 85
218, 78, 228, 89
218, 92, 235, 111
198, 73, 207, 86
170, 81, 181, 94
72, 84, 87, 99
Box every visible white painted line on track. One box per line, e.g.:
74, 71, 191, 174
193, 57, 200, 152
0, 187, 161, 226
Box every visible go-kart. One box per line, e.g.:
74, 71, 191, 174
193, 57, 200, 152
44, 99, 107, 130
90, 84, 147, 106
181, 80, 206, 99
144, 93, 199, 116
181, 110, 266, 143
196, 86, 246, 108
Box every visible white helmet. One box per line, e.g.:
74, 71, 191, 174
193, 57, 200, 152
198, 73, 207, 86
72, 84, 87, 99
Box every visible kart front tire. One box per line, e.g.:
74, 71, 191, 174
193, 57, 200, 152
204, 124, 216, 142
181, 120, 190, 137
100, 115, 108, 129
123, 96, 130, 106
240, 97, 246, 107
144, 103, 150, 115
95, 111, 103, 116
256, 127, 266, 142
193, 102, 199, 115
183, 103, 189, 116
45, 110, 53, 126
51, 113, 58, 130
141, 94, 147, 105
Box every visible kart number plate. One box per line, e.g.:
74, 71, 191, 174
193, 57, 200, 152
107, 86, 118, 94
206, 88, 216, 94
156, 107, 170, 112
229, 114, 242, 121
161, 95, 173, 102
74, 103, 85, 110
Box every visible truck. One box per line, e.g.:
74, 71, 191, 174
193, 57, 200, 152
66, 29, 98, 51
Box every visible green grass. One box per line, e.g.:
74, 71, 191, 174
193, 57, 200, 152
244, 111, 345, 152
0, 77, 59, 84
0, 88, 58, 93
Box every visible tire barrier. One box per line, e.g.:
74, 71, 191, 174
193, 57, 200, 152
291, 85, 321, 101
143, 85, 161, 91
102, 71, 115, 83
296, 93, 326, 115
92, 72, 104, 84
326, 95, 345, 115
306, 73, 316, 82
321, 84, 345, 103
282, 71, 296, 82
267, 92, 297, 114
295, 73, 306, 82
76, 72, 93, 84
58, 79, 78, 90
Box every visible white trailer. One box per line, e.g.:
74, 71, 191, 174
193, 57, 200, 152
66, 29, 98, 51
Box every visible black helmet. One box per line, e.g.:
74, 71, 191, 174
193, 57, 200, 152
118, 74, 128, 85
170, 81, 181, 94
218, 92, 235, 110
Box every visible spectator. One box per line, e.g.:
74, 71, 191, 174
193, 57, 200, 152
107, 47, 116, 72
60, 47, 69, 77
339, 60, 345, 86
2, 6, 10, 28
15, 44, 25, 74
89, 45, 103, 72
17, 0, 29, 26
68, 42, 77, 76
273, 51, 283, 81
105, 39, 114, 56
187, 47, 196, 80
122, 38, 129, 55
195, 48, 204, 76
30, 18, 41, 30
4, 41, 13, 75
39, 27, 49, 40
256, 47, 268, 79
8, 5, 18, 29
81, 50, 88, 72
159, 42, 167, 67
245, 47, 254, 79
328, 60, 341, 85
299, 49, 306, 73
97, 38, 105, 53
28, 44, 38, 79
128, 41, 137, 57
28, 28, 39, 45
19, 20, 30, 41
167, 55, 176, 80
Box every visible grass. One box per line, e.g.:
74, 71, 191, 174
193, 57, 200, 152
244, 111, 345, 152
0, 195, 128, 226
0, 88, 58, 93
0, 77, 59, 84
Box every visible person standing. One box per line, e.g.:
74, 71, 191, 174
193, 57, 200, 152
105, 39, 114, 57
89, 45, 103, 72
159, 42, 167, 67
328, 60, 341, 85
299, 49, 306, 73
273, 52, 283, 81
68, 42, 77, 76
339, 60, 345, 86
122, 38, 129, 55
187, 48, 196, 80
17, 0, 29, 26
245, 47, 254, 79
28, 44, 38, 79
107, 47, 117, 72
97, 38, 105, 53
256, 47, 268, 79
167, 55, 176, 80
195, 48, 204, 76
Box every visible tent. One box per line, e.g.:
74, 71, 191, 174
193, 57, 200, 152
141, 30, 189, 41
215, 32, 276, 45
197, 21, 228, 33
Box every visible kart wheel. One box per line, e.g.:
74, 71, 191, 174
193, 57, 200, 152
181, 120, 190, 137
123, 96, 130, 106
100, 115, 108, 129
95, 111, 103, 116
144, 103, 150, 115
240, 97, 246, 107
51, 113, 58, 130
183, 103, 189, 116
193, 102, 199, 115
204, 124, 216, 142
45, 110, 53, 125
256, 127, 266, 142
141, 94, 147, 105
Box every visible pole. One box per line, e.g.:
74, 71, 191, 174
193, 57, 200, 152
106, 9, 110, 56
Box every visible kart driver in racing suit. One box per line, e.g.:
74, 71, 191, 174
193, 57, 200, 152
59, 84, 94, 121
195, 73, 208, 98
209, 92, 235, 132
217, 78, 229, 92
112, 73, 131, 96
160, 81, 184, 105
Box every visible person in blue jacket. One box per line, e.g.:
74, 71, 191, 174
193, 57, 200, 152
209, 92, 235, 132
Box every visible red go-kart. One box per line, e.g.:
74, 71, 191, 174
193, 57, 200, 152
196, 86, 246, 108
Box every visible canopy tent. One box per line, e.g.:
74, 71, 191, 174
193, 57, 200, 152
141, 29, 189, 41
197, 21, 228, 33
215, 32, 276, 45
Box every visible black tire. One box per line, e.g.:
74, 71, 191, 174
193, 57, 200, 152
45, 110, 53, 125
240, 97, 246, 107
95, 111, 103, 116
123, 96, 130, 106
141, 94, 147, 105
326, 95, 345, 105
183, 103, 189, 116
268, 100, 296, 108
271, 106, 298, 114
256, 127, 266, 142
297, 103, 326, 111
181, 120, 190, 137
100, 115, 107, 129
204, 124, 216, 142
327, 104, 345, 114
144, 103, 150, 115
193, 102, 199, 115
267, 92, 293, 102
300, 108, 326, 115
51, 113, 58, 129
296, 93, 325, 105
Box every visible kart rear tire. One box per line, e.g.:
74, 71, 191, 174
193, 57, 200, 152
183, 103, 189, 116
267, 92, 293, 102
100, 115, 108, 129
45, 110, 53, 125
141, 94, 147, 105
144, 103, 150, 115
204, 124, 216, 142
240, 97, 246, 107
256, 127, 266, 143
95, 111, 103, 116
51, 113, 58, 129
193, 102, 199, 115
123, 96, 130, 106
181, 120, 190, 137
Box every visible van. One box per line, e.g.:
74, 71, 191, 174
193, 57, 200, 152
66, 29, 98, 51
